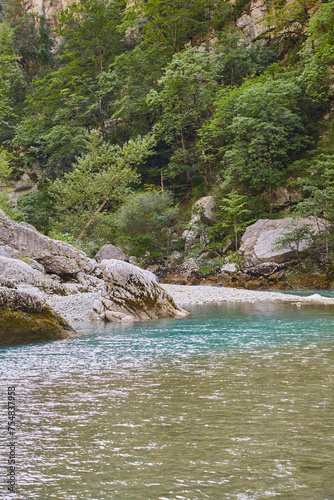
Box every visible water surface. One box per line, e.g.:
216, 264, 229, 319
1, 302, 333, 499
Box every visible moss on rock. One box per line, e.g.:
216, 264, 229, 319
0, 287, 75, 347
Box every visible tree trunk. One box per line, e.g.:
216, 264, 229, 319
77, 198, 108, 241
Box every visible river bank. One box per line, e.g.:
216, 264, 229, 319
40, 284, 334, 325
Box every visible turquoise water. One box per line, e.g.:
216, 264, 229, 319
1, 302, 334, 499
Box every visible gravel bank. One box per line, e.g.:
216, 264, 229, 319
161, 284, 334, 307
44, 292, 101, 323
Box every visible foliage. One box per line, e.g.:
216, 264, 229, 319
210, 193, 253, 250
275, 221, 313, 256
49, 132, 155, 240
115, 189, 178, 257
0, 0, 334, 261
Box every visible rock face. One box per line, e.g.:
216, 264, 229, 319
0, 287, 75, 347
239, 217, 327, 264
0, 215, 87, 275
183, 196, 217, 253
95, 259, 188, 321
26, 0, 75, 18
95, 244, 129, 263
236, 0, 268, 42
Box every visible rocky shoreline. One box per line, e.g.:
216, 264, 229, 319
2, 210, 334, 346
34, 284, 334, 325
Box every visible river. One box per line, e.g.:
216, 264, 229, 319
1, 302, 333, 499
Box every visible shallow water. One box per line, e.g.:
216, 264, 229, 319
1, 302, 334, 499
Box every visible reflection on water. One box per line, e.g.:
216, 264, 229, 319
0, 302, 334, 499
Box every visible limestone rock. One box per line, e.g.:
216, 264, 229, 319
239, 217, 327, 264
182, 196, 217, 253
95, 244, 129, 263
236, 0, 268, 42
220, 263, 238, 274
0, 287, 76, 346
0, 245, 19, 259
0, 215, 87, 275
99, 259, 188, 321
263, 187, 302, 208
0, 256, 46, 287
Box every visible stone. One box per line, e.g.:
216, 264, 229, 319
0, 287, 76, 347
92, 299, 104, 315
168, 251, 183, 266
183, 196, 217, 253
0, 256, 46, 287
236, 0, 268, 42
27, 258, 46, 274
220, 263, 238, 274
0, 245, 19, 259
100, 259, 188, 321
129, 256, 138, 266
95, 244, 129, 263
0, 215, 88, 275
263, 187, 302, 208
239, 217, 328, 264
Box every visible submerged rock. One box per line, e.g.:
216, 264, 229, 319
0, 287, 76, 347
93, 259, 188, 322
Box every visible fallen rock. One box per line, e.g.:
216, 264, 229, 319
98, 259, 188, 321
239, 217, 327, 264
0, 215, 87, 275
0, 287, 76, 346
95, 244, 129, 263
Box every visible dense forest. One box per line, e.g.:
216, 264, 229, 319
1, 0, 334, 265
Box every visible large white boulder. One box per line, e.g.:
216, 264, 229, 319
239, 217, 327, 264
0, 215, 87, 275
96, 259, 188, 321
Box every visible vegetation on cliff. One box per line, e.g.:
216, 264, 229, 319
1, 0, 334, 263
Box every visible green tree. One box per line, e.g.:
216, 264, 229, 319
199, 72, 316, 202
11, 0, 127, 176
147, 47, 219, 185
275, 221, 313, 258
210, 192, 253, 250
115, 189, 177, 257
49, 133, 155, 241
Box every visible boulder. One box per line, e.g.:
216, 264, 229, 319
220, 263, 238, 274
182, 196, 217, 253
0, 287, 76, 346
239, 217, 327, 264
0, 215, 87, 275
95, 244, 129, 263
0, 256, 46, 287
97, 259, 188, 321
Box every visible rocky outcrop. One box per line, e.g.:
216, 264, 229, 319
95, 244, 129, 263
0, 287, 75, 346
91, 259, 188, 321
183, 196, 217, 253
236, 0, 268, 42
239, 217, 327, 264
0, 215, 87, 275
26, 0, 75, 18
263, 187, 301, 209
